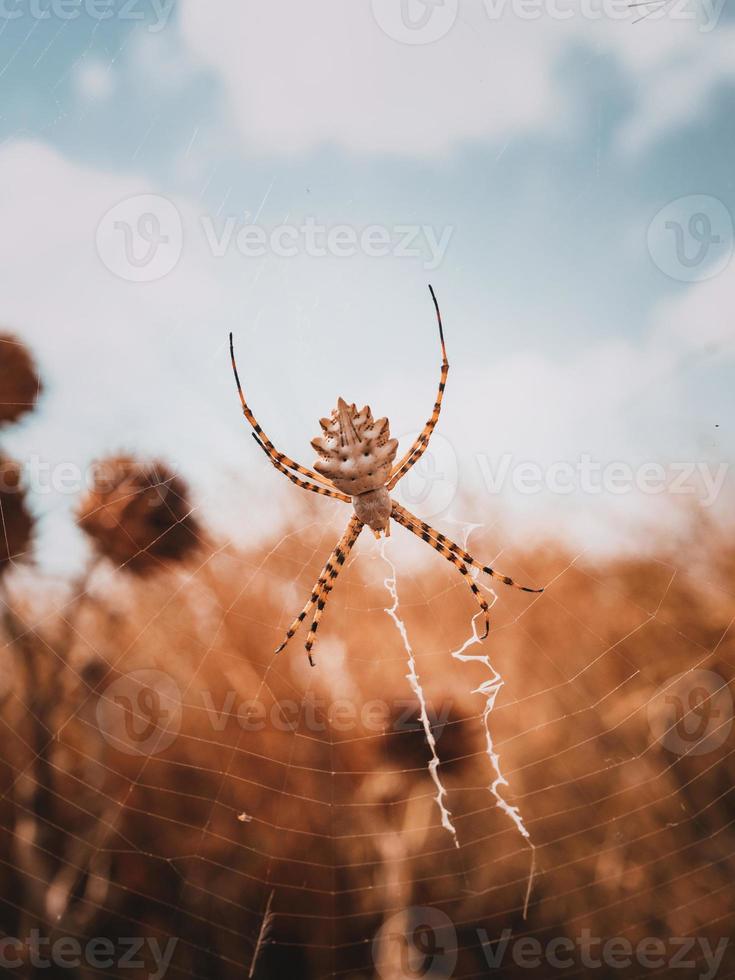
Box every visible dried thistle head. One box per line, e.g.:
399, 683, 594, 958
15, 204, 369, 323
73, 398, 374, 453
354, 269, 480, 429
0, 455, 34, 573
0, 333, 42, 426
77, 455, 201, 575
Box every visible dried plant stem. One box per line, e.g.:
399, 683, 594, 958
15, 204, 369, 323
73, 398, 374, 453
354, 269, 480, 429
248, 888, 275, 978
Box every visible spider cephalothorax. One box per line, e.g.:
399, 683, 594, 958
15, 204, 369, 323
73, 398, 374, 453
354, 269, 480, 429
230, 285, 543, 665
310, 399, 397, 534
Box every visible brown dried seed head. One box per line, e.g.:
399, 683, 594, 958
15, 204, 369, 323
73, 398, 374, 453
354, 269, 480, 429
0, 333, 43, 426
77, 455, 201, 575
0, 455, 34, 573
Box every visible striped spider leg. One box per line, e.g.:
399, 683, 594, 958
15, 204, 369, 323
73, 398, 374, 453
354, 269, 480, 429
230, 333, 340, 493
303, 516, 363, 664
391, 505, 490, 638
390, 502, 542, 635
387, 284, 448, 491
251, 434, 350, 503
275, 516, 363, 665
392, 502, 543, 594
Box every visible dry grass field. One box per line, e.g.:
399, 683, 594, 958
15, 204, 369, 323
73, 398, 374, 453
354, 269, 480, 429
1, 334, 734, 979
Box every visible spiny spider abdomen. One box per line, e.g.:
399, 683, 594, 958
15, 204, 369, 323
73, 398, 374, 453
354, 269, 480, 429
310, 398, 398, 497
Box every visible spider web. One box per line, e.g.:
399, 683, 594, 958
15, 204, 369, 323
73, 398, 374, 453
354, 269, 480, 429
1, 470, 735, 980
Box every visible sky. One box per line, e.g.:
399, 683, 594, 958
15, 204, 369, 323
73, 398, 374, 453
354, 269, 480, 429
1, 0, 734, 574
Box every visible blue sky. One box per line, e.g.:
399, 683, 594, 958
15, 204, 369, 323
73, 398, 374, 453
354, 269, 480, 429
1, 0, 734, 572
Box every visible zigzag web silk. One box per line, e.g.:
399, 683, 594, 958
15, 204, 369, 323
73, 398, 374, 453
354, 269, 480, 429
379, 524, 537, 919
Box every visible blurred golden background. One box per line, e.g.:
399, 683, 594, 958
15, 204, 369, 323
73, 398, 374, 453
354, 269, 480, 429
1, 333, 734, 979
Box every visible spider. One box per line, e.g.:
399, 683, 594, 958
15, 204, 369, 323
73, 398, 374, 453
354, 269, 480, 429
229, 286, 543, 665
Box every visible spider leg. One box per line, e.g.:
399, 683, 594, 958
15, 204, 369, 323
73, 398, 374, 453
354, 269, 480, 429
387, 285, 449, 491
390, 507, 490, 638
252, 434, 351, 502
275, 516, 363, 656
303, 518, 364, 665
230, 332, 338, 491
392, 502, 544, 594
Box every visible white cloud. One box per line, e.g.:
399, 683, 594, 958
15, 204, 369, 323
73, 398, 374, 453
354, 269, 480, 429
613, 29, 735, 153
176, 1, 564, 156
176, 0, 735, 157
74, 58, 115, 101
652, 261, 735, 356
130, 27, 196, 90
0, 140, 731, 573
